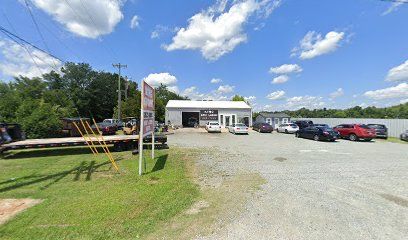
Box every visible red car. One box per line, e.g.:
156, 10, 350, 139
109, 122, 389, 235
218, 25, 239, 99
333, 124, 376, 141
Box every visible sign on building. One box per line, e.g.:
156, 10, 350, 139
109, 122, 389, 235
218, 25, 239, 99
200, 110, 218, 121
139, 81, 155, 175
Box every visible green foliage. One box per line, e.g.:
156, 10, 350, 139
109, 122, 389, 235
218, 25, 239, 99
154, 84, 187, 122
231, 95, 245, 102
280, 103, 408, 119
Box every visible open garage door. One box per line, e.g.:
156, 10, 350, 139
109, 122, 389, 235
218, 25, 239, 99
182, 112, 199, 127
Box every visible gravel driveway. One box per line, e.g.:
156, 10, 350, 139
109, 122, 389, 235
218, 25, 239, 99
168, 131, 408, 240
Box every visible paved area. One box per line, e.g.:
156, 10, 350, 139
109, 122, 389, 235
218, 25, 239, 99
168, 131, 408, 240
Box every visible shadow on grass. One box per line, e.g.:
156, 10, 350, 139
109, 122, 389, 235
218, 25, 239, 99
0, 158, 122, 193
150, 154, 168, 173
1, 146, 115, 160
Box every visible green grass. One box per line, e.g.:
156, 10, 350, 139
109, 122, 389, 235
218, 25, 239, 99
377, 137, 408, 144
0, 147, 199, 239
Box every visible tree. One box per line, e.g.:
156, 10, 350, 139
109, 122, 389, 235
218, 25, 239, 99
232, 95, 245, 102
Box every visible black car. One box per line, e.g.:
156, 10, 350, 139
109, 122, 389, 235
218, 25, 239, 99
295, 126, 339, 142
253, 122, 273, 133
367, 124, 388, 139
311, 124, 330, 128
401, 130, 408, 142
293, 120, 314, 129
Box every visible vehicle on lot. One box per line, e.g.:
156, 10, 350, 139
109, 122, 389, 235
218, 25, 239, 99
293, 120, 314, 129
401, 130, 408, 141
91, 122, 118, 135
367, 124, 388, 139
277, 123, 299, 134
123, 118, 140, 135
103, 118, 123, 129
252, 122, 273, 133
295, 126, 340, 142
205, 122, 221, 133
186, 117, 198, 128
228, 123, 249, 134
333, 124, 376, 141
311, 124, 330, 128
0, 123, 24, 145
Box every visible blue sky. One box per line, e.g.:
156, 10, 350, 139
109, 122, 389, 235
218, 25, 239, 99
0, 0, 407, 111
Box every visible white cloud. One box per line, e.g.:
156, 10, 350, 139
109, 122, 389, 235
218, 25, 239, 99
285, 95, 325, 110
329, 88, 344, 99
271, 75, 289, 84
267, 90, 285, 100
385, 60, 408, 82
400, 98, 408, 104
210, 78, 222, 84
164, 0, 280, 61
150, 25, 179, 39
244, 95, 256, 105
142, 73, 177, 90
31, 0, 123, 39
382, 2, 403, 16
217, 84, 235, 94
363, 83, 408, 100
292, 31, 345, 59
0, 39, 62, 78
269, 64, 302, 74
130, 15, 140, 29
181, 86, 229, 100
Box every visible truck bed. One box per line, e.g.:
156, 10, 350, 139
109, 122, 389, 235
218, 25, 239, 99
1, 134, 167, 152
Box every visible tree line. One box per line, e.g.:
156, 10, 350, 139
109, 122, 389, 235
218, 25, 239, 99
0, 62, 186, 138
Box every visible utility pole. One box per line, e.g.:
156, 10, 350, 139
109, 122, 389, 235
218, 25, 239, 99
112, 63, 127, 121
124, 76, 129, 101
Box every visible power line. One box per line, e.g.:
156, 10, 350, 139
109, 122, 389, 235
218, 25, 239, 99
0, 25, 65, 64
23, 0, 59, 69
1, 9, 44, 76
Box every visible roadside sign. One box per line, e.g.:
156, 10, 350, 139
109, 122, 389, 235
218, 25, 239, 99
200, 110, 218, 121
139, 81, 155, 175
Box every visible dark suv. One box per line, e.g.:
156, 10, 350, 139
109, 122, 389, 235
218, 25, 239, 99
293, 120, 314, 129
367, 124, 388, 139
253, 122, 273, 133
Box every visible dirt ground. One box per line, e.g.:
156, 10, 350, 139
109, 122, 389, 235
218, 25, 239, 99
169, 131, 408, 240
0, 199, 42, 225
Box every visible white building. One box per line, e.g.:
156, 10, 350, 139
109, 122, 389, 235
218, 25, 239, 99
165, 100, 252, 128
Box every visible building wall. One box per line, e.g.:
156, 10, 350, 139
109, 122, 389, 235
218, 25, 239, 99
293, 118, 408, 138
255, 116, 291, 129
166, 108, 252, 127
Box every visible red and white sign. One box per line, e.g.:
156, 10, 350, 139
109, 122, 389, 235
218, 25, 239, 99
143, 82, 155, 111
141, 81, 155, 137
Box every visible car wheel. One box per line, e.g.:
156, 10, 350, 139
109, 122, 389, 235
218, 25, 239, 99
295, 132, 299, 138
132, 130, 138, 135
349, 134, 357, 141
313, 135, 319, 141
285, 129, 288, 134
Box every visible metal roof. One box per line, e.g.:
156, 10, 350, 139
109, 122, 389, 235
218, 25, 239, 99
259, 112, 290, 118
166, 100, 251, 109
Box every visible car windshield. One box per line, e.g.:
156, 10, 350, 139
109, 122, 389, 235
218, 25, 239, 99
210, 123, 219, 125
289, 124, 297, 127
319, 127, 334, 131
262, 123, 271, 126
360, 124, 371, 129
368, 124, 385, 129
235, 124, 246, 127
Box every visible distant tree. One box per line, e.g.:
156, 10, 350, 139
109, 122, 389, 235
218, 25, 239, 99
154, 84, 187, 122
232, 95, 245, 102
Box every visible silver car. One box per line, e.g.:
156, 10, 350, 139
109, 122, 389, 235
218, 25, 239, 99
228, 123, 249, 135
401, 130, 408, 142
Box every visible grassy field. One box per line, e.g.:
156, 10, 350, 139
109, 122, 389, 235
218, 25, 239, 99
0, 147, 199, 239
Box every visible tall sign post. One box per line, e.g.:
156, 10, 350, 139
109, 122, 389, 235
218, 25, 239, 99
139, 81, 155, 175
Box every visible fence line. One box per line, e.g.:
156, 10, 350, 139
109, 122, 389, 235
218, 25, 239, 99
292, 118, 408, 138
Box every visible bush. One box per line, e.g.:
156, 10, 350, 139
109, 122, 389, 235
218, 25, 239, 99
18, 103, 63, 139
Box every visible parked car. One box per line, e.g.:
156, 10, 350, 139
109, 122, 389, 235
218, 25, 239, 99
205, 122, 221, 133
103, 118, 123, 130
333, 124, 376, 141
295, 126, 340, 142
252, 122, 273, 133
293, 120, 314, 129
92, 122, 118, 135
367, 124, 388, 139
311, 124, 330, 128
400, 130, 408, 142
277, 123, 299, 134
186, 117, 198, 128
228, 123, 249, 134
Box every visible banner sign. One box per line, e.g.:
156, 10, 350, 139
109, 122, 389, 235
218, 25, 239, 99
141, 82, 155, 137
200, 110, 218, 121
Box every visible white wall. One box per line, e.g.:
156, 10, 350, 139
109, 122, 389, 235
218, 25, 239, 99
293, 118, 408, 138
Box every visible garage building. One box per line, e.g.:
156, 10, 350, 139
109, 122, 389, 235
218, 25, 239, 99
165, 100, 252, 128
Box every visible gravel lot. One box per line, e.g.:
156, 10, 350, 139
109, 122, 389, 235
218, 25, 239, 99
168, 130, 408, 240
